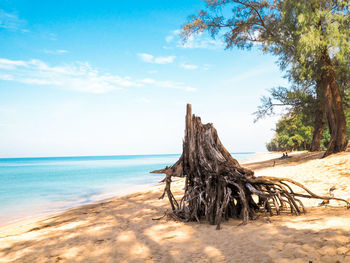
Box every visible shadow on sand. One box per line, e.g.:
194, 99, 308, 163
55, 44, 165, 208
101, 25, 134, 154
1, 178, 350, 263
243, 152, 324, 171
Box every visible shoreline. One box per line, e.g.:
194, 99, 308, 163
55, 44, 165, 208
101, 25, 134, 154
1, 151, 350, 262
0, 151, 326, 230
0, 150, 344, 230
0, 152, 258, 228
0, 178, 182, 230
0, 151, 336, 230
0, 183, 153, 228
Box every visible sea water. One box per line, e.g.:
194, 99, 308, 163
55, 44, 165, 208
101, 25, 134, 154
0, 153, 254, 225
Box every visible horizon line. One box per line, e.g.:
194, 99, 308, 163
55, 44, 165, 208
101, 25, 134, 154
0, 152, 257, 160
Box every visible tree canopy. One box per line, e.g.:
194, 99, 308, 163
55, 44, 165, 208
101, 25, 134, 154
182, 0, 349, 155
266, 111, 332, 152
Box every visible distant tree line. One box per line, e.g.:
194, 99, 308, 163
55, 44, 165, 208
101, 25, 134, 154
265, 84, 349, 152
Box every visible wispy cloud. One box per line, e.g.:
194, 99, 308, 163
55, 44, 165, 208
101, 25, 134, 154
48, 33, 58, 41
43, 49, 69, 55
164, 30, 180, 44
165, 30, 224, 50
180, 63, 198, 70
0, 58, 196, 93
165, 35, 174, 43
0, 58, 27, 69
137, 53, 175, 64
178, 34, 224, 50
141, 78, 196, 92
0, 58, 139, 93
0, 9, 27, 31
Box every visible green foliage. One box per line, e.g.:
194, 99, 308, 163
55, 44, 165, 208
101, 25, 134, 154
321, 126, 331, 149
266, 112, 314, 151
267, 108, 349, 152
254, 85, 316, 121
182, 1, 349, 64
182, 0, 349, 151
183, 0, 349, 103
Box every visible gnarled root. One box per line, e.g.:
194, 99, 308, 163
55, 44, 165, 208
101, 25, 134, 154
151, 104, 350, 229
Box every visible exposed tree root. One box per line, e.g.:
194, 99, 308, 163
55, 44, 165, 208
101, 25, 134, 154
151, 104, 350, 229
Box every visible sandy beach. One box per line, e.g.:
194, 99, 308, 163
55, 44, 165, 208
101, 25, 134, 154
1, 151, 350, 263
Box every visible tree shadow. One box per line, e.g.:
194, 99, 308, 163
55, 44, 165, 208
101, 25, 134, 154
1, 183, 350, 263
243, 152, 324, 171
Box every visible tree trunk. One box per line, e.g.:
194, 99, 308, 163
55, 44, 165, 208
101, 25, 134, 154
151, 104, 349, 228
321, 50, 347, 157
310, 84, 325, 151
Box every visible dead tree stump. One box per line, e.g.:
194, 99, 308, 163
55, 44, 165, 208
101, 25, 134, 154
151, 104, 349, 229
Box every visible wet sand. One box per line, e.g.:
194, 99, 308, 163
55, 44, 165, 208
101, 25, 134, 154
0, 152, 349, 263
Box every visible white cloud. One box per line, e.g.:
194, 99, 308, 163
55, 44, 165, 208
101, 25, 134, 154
138, 53, 153, 63
141, 78, 196, 92
164, 30, 179, 46
154, 56, 175, 64
141, 78, 155, 84
179, 34, 224, 50
165, 30, 224, 50
0, 58, 28, 69
165, 35, 174, 43
0, 58, 140, 93
137, 53, 175, 64
0, 9, 26, 31
48, 33, 58, 41
0, 58, 196, 93
180, 63, 198, 70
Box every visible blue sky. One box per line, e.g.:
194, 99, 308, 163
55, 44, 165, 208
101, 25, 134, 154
0, 0, 287, 157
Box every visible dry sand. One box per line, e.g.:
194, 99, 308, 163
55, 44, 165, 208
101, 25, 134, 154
0, 152, 350, 263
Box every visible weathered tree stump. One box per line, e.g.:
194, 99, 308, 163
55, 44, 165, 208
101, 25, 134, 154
151, 104, 349, 229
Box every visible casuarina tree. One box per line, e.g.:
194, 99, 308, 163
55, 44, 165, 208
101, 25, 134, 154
181, 0, 349, 156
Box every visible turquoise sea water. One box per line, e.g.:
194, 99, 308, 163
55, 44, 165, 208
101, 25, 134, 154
0, 153, 254, 225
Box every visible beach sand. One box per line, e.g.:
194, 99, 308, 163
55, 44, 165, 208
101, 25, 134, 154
0, 152, 350, 263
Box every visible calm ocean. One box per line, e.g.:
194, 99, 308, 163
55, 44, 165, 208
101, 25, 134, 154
0, 153, 254, 225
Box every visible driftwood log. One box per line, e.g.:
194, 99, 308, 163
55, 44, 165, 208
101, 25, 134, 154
151, 104, 349, 229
